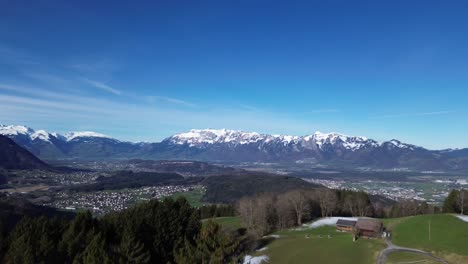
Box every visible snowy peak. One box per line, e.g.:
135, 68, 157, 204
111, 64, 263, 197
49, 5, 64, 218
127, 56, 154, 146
1, 125, 426, 153
64, 131, 113, 142
0, 125, 34, 137
167, 129, 268, 146
167, 128, 305, 147
0, 125, 116, 143
31, 130, 52, 142
305, 131, 378, 151
384, 139, 417, 150
166, 129, 379, 151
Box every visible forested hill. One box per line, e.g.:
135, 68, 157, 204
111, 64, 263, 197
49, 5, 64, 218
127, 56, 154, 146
0, 194, 75, 231
0, 135, 49, 170
202, 174, 322, 203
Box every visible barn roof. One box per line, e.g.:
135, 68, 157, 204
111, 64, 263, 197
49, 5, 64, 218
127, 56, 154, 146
355, 218, 382, 232
336, 219, 356, 227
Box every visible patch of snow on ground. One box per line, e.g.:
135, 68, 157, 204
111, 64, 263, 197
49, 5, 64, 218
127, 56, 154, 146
303, 217, 358, 229
243, 255, 268, 264
256, 247, 268, 252
263, 234, 280, 238
455, 215, 468, 222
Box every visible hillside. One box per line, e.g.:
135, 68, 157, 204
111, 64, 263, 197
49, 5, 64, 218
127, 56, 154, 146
389, 214, 468, 263
0, 135, 49, 170
70, 170, 195, 191
124, 159, 244, 177
202, 174, 321, 203
0, 194, 74, 231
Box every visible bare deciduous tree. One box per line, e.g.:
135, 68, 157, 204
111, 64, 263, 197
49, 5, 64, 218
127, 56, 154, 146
460, 189, 465, 215
285, 189, 308, 225
276, 193, 296, 229
316, 189, 337, 217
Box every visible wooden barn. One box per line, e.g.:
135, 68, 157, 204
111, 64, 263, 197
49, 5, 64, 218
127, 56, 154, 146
336, 219, 356, 232
354, 218, 383, 239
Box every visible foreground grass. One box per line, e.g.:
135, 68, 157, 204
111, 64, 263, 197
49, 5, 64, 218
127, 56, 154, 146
390, 214, 468, 263
214, 215, 468, 263
262, 226, 384, 264
386, 251, 440, 264
392, 214, 468, 255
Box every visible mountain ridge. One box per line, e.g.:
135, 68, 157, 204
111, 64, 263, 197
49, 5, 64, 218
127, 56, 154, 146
0, 125, 417, 150
1, 124, 468, 171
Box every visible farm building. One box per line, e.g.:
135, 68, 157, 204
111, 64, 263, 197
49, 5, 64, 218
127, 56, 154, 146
354, 218, 383, 239
336, 219, 356, 232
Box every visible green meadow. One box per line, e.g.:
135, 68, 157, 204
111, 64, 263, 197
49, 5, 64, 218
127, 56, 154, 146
390, 214, 468, 263
213, 214, 468, 264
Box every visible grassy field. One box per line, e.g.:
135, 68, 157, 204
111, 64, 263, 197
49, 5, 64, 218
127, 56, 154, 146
213, 215, 468, 263
170, 186, 205, 207
389, 214, 468, 263
386, 251, 440, 264
256, 226, 384, 264
391, 214, 468, 254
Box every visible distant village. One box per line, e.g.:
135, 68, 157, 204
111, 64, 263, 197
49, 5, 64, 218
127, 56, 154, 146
303, 177, 466, 204
45, 184, 202, 215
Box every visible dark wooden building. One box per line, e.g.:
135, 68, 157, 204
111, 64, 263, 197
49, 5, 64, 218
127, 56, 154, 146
354, 218, 383, 239
336, 219, 356, 232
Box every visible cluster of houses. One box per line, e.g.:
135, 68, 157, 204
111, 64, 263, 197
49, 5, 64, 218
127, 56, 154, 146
336, 218, 384, 240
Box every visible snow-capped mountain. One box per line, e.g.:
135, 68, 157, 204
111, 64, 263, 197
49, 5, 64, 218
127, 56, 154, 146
0, 125, 113, 143
165, 129, 379, 151
0, 125, 128, 160
1, 125, 468, 171
64, 131, 113, 142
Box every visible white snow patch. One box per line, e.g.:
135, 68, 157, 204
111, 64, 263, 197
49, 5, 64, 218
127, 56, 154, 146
256, 247, 268, 252
243, 255, 268, 264
263, 234, 280, 238
455, 215, 468, 222
64, 131, 112, 141
456, 179, 468, 185
303, 217, 358, 229
31, 130, 51, 142
0, 125, 34, 136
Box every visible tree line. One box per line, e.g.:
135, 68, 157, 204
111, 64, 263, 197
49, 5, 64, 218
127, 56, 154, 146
0, 197, 245, 264
236, 188, 376, 237
236, 188, 447, 237
199, 204, 236, 219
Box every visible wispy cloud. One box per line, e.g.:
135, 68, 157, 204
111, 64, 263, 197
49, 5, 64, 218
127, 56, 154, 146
307, 109, 340, 114
371, 110, 455, 119
239, 104, 260, 111
0, 44, 41, 66
82, 78, 122, 96
0, 87, 318, 142
147, 95, 197, 107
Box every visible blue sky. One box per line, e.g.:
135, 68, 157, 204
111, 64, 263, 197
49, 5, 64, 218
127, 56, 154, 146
1, 1, 468, 149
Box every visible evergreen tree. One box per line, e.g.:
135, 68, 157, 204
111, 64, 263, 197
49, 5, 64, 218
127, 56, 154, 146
175, 220, 241, 264
4, 216, 66, 264
78, 233, 113, 264
60, 211, 98, 261
443, 189, 460, 213
116, 230, 150, 264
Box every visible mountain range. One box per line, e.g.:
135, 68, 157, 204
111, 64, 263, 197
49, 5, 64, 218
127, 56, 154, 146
2, 125, 468, 171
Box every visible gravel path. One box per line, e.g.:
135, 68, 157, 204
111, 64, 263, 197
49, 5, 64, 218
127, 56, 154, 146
376, 239, 448, 264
